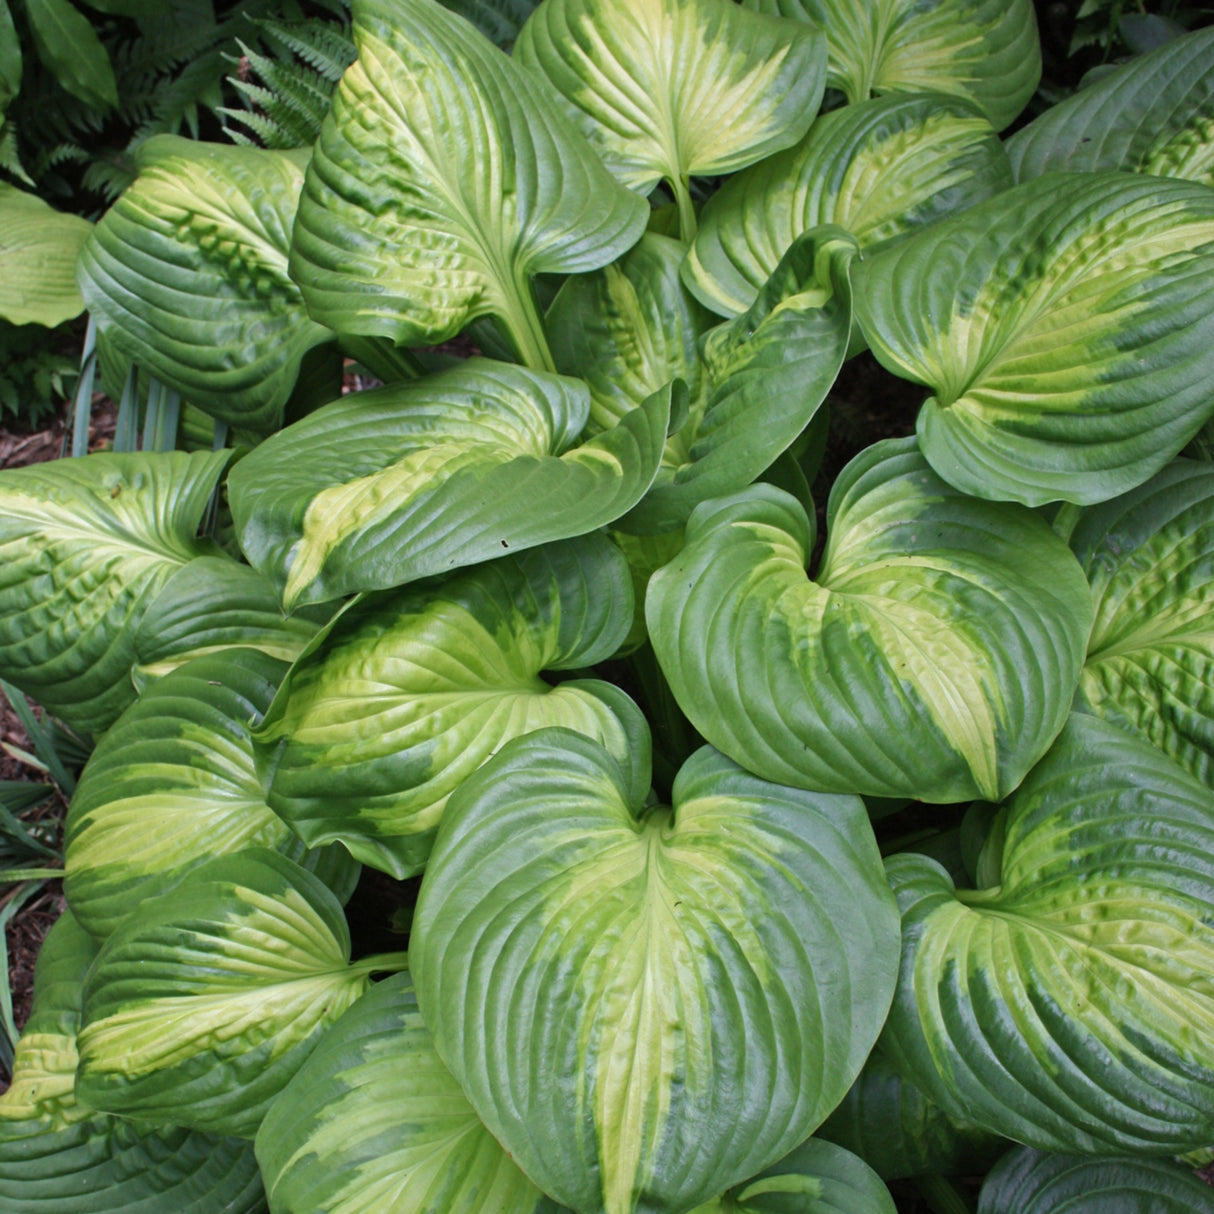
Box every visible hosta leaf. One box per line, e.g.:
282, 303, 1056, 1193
854, 172, 1214, 506
1069, 459, 1214, 787
0, 184, 92, 326
0, 912, 267, 1214
412, 733, 900, 1214
977, 1147, 1214, 1214
75, 850, 406, 1138
882, 713, 1214, 1154
688, 1140, 895, 1214
647, 438, 1091, 802
745, 0, 1039, 131
64, 649, 358, 940
684, 93, 1011, 317
816, 1047, 1005, 1181
514, 0, 825, 217
290, 0, 647, 370
255, 972, 562, 1214
77, 136, 333, 433
228, 359, 670, 609
254, 535, 646, 879
0, 450, 230, 733
131, 556, 330, 690
1007, 27, 1214, 187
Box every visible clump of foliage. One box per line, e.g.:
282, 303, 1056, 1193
0, 323, 79, 427
3, 2, 1214, 1213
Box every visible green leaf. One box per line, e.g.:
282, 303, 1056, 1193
228, 359, 670, 609
439, 0, 540, 47
0, 185, 92, 327
23, 0, 119, 110
745, 0, 1040, 131
0, 450, 231, 733
75, 850, 405, 1139
978, 1147, 1214, 1214
0, 912, 267, 1214
0, 0, 21, 114
647, 438, 1092, 802
853, 172, 1214, 507
290, 0, 647, 370
684, 93, 1011, 317
1007, 27, 1214, 187
514, 0, 825, 234
816, 1047, 1006, 1181
131, 556, 329, 690
687, 1139, 896, 1214
882, 713, 1214, 1154
77, 136, 334, 433
412, 733, 900, 1214
255, 535, 645, 878
1068, 459, 1214, 787
256, 972, 560, 1214
64, 649, 358, 940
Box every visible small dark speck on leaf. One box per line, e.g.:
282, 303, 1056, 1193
110, 485, 121, 497
500, 540, 509, 548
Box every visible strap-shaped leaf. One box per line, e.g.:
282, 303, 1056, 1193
75, 850, 406, 1139
854, 172, 1214, 506
0, 449, 230, 732
0, 913, 267, 1214
24, 0, 118, 110
745, 0, 1039, 131
290, 0, 647, 370
684, 93, 1011, 317
228, 359, 670, 608
0, 184, 91, 326
65, 649, 358, 940
816, 1047, 1005, 1181
254, 535, 647, 878
1070, 459, 1214, 787
0, 0, 20, 113
438, 0, 540, 47
77, 136, 332, 433
514, 0, 824, 232
1007, 27, 1214, 186
412, 733, 900, 1214
255, 972, 560, 1214
882, 714, 1214, 1154
647, 438, 1091, 802
131, 556, 329, 689
688, 1140, 895, 1214
978, 1147, 1214, 1214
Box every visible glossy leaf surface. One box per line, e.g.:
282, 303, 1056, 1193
647, 439, 1091, 801
684, 93, 1010, 316
882, 714, 1214, 1154
290, 0, 647, 368
0, 912, 267, 1214
76, 850, 402, 1138
229, 359, 669, 608
65, 650, 358, 940
256, 972, 560, 1214
0, 450, 229, 732
854, 171, 1214, 506
255, 535, 645, 878
412, 733, 900, 1214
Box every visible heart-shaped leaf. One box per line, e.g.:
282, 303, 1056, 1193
684, 93, 1011, 317
412, 732, 900, 1214
228, 358, 670, 608
854, 171, 1214, 506
290, 0, 647, 370
515, 0, 824, 234
65, 649, 359, 940
0, 912, 267, 1214
882, 714, 1214, 1154
0, 450, 230, 732
75, 850, 407, 1138
256, 972, 564, 1214
647, 438, 1092, 802
254, 534, 647, 878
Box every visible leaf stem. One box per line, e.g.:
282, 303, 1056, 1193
914, 1175, 977, 1214
672, 176, 697, 243
501, 274, 557, 373
351, 950, 411, 979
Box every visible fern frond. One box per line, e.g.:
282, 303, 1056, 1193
253, 16, 356, 81
0, 123, 34, 187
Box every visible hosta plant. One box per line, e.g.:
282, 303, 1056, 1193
4, 2, 1214, 1213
